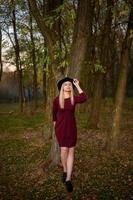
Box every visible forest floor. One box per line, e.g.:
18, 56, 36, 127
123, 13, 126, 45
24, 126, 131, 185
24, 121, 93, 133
0, 99, 132, 200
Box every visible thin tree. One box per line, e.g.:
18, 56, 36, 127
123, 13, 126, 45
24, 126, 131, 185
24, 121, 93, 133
110, 6, 133, 152
28, 1, 38, 110
12, 0, 24, 112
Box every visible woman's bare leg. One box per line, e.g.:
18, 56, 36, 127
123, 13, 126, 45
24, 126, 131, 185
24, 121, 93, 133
66, 147, 75, 181
61, 147, 69, 172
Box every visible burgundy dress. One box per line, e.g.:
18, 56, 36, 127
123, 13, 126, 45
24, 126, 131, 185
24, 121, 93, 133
52, 92, 87, 147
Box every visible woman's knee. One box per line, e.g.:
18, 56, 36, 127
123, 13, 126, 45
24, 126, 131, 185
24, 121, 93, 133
68, 147, 75, 154
61, 147, 69, 155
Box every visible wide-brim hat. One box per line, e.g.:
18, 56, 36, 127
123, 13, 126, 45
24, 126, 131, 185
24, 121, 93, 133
57, 77, 75, 90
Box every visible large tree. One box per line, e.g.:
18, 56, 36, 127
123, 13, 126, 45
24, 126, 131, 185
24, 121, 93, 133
68, 0, 93, 78
28, 0, 66, 166
28, 0, 64, 104
28, 0, 93, 166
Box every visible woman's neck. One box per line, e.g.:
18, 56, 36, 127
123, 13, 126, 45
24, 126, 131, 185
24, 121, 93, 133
64, 91, 71, 98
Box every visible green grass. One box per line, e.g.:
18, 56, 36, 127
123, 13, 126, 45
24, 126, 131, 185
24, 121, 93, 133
0, 103, 44, 133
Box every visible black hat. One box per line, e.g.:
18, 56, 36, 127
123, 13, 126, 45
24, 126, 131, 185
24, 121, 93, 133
57, 77, 75, 90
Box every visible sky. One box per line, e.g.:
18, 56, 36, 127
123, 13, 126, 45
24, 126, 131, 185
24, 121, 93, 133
2, 30, 16, 72
2, 61, 16, 72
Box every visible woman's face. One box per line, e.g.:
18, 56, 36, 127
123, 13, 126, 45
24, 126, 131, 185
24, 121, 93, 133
63, 81, 72, 92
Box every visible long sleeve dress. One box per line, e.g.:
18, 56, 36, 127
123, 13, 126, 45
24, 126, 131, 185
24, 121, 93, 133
52, 92, 87, 147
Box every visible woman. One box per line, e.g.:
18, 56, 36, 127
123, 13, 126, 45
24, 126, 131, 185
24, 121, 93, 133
52, 77, 87, 192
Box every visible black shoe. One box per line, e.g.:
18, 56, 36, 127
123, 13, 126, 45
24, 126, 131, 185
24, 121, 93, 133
62, 172, 67, 183
65, 180, 73, 192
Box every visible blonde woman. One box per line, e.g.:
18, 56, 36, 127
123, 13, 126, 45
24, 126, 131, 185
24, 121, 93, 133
52, 77, 87, 193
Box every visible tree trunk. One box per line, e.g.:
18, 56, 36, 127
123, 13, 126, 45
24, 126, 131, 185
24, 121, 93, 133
79, 0, 95, 95
0, 25, 2, 81
43, 66, 60, 168
12, 3, 23, 112
90, 73, 104, 127
68, 0, 91, 78
90, 0, 114, 128
110, 8, 133, 152
28, 2, 38, 110
28, 0, 63, 167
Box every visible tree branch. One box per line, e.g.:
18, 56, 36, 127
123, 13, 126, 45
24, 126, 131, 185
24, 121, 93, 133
28, 0, 55, 48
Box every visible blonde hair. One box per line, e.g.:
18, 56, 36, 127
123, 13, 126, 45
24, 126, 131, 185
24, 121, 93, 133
59, 83, 74, 109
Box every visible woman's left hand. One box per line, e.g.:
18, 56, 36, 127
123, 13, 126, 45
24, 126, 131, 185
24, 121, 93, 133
73, 79, 79, 86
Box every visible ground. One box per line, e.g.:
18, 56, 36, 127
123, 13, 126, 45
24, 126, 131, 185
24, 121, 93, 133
0, 99, 132, 200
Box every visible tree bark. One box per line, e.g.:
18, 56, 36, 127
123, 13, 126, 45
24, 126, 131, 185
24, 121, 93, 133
79, 0, 95, 94
0, 25, 2, 81
12, 2, 23, 112
68, 0, 91, 78
110, 8, 133, 152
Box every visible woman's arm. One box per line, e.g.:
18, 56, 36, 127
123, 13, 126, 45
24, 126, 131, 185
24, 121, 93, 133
73, 79, 87, 103
73, 79, 83, 94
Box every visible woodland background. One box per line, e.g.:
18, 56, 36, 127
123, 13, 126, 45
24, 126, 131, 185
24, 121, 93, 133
0, 0, 133, 199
